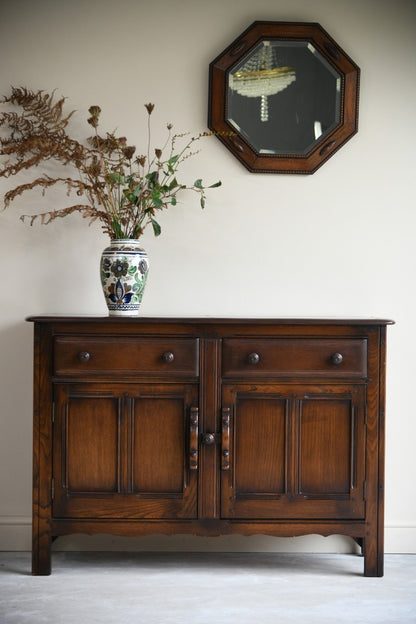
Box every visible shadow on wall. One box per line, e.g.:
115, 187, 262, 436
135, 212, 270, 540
0, 320, 33, 408
52, 533, 362, 555
0, 321, 34, 431
0, 320, 34, 518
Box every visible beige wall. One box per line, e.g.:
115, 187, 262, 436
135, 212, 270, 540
0, 0, 415, 553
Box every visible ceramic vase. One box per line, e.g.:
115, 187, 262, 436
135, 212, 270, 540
100, 239, 149, 316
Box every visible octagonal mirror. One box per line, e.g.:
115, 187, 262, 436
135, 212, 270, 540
208, 22, 360, 174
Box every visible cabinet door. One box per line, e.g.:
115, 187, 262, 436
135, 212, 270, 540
53, 383, 198, 519
221, 384, 366, 519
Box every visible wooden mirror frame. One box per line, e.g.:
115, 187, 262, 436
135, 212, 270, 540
208, 22, 360, 174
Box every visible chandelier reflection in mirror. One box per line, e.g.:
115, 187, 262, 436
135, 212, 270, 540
229, 42, 296, 122
227, 40, 342, 156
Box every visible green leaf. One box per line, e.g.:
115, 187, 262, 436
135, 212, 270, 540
107, 172, 125, 185
146, 171, 158, 188
200, 196, 205, 209
168, 177, 179, 190
171, 196, 177, 206
111, 218, 124, 239
151, 218, 161, 236
151, 189, 163, 207
194, 178, 203, 189
123, 190, 135, 202
208, 180, 222, 188
167, 155, 179, 173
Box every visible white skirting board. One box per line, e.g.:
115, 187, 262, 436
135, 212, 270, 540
0, 518, 415, 553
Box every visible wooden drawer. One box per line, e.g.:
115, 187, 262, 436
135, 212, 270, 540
53, 336, 199, 377
222, 338, 367, 378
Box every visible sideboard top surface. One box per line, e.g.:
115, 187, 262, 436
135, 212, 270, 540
26, 316, 394, 326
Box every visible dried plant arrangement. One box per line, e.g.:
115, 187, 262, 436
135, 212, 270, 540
0, 87, 221, 239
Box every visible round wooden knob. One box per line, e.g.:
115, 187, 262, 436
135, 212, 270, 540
78, 351, 90, 362
162, 351, 175, 363
247, 352, 260, 364
331, 352, 343, 365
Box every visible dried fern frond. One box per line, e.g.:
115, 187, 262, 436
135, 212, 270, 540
1, 87, 221, 239
3, 87, 75, 131
20, 204, 92, 226
0, 111, 35, 141
3, 175, 95, 208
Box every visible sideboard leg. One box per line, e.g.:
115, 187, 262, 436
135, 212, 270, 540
32, 525, 52, 575
363, 534, 384, 577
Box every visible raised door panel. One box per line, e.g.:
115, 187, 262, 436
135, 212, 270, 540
64, 395, 120, 494
132, 397, 186, 494
233, 396, 287, 496
53, 384, 198, 519
221, 384, 365, 519
298, 397, 355, 496
293, 390, 366, 517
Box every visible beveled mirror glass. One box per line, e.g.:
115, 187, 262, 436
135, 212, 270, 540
208, 22, 360, 174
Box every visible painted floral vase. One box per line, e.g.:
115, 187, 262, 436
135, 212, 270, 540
100, 239, 149, 316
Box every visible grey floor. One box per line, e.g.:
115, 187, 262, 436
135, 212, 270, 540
0, 552, 415, 623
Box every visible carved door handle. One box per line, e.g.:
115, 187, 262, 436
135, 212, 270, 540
221, 407, 231, 470
189, 407, 199, 470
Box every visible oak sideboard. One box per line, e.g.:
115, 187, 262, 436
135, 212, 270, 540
27, 316, 392, 575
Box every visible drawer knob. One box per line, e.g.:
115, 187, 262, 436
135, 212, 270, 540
247, 352, 260, 365
78, 351, 90, 362
331, 352, 343, 365
162, 351, 175, 363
